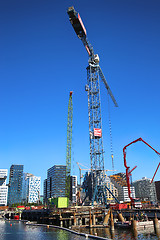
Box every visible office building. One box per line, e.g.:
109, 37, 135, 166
110, 173, 135, 202
155, 181, 160, 202
22, 173, 33, 202
8, 165, 23, 206
43, 179, 47, 204
71, 175, 77, 203
45, 165, 66, 200
22, 173, 41, 203
133, 177, 157, 202
0, 169, 8, 206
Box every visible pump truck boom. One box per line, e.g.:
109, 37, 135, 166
123, 137, 160, 206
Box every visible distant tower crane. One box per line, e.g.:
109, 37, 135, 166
66, 91, 73, 199
67, 7, 118, 206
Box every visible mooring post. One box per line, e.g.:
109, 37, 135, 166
118, 211, 125, 223
92, 213, 96, 226
103, 209, 110, 226
110, 209, 114, 231
153, 213, 160, 236
131, 215, 138, 238
73, 211, 76, 226
89, 208, 92, 227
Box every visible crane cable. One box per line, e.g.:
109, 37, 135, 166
107, 92, 114, 171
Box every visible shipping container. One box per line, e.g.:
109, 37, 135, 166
49, 197, 69, 208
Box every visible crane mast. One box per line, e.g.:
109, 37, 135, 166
66, 91, 73, 199
67, 7, 118, 205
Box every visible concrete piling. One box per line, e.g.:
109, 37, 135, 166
92, 214, 96, 226
110, 209, 114, 231
153, 213, 160, 236
73, 212, 76, 226
89, 208, 92, 227
103, 209, 110, 226
131, 215, 138, 238
118, 212, 125, 223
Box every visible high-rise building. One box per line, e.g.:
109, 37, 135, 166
0, 169, 8, 206
8, 165, 23, 206
155, 181, 160, 202
28, 176, 41, 203
22, 173, 33, 202
71, 175, 77, 203
133, 177, 157, 202
43, 179, 47, 204
110, 173, 135, 202
22, 173, 41, 203
45, 165, 66, 200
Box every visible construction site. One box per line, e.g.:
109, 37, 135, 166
62, 6, 160, 209
2, 4, 160, 239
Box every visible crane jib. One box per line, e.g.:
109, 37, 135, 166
67, 7, 87, 39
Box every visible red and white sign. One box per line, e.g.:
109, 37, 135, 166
94, 128, 102, 137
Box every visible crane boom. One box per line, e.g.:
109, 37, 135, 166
67, 6, 118, 107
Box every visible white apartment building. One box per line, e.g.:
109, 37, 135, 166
28, 176, 41, 203
22, 173, 41, 203
0, 169, 8, 206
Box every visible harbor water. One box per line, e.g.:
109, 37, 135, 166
0, 220, 160, 240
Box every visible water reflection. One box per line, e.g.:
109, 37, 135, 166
1, 220, 160, 240
0, 221, 85, 240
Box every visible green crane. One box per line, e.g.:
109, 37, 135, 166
66, 91, 73, 199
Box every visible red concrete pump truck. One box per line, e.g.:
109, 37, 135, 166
123, 137, 160, 208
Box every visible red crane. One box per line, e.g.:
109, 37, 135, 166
123, 137, 160, 204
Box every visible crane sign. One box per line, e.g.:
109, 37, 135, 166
67, 6, 118, 206
123, 137, 160, 204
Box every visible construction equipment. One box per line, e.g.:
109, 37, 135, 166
67, 7, 118, 206
76, 162, 90, 186
123, 137, 160, 206
66, 91, 73, 199
76, 162, 117, 186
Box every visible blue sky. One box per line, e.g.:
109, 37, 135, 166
0, 0, 160, 193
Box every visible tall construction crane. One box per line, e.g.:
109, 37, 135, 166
67, 7, 118, 206
66, 91, 73, 199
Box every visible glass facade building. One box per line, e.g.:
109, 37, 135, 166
8, 165, 23, 206
46, 165, 66, 199
43, 179, 47, 204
